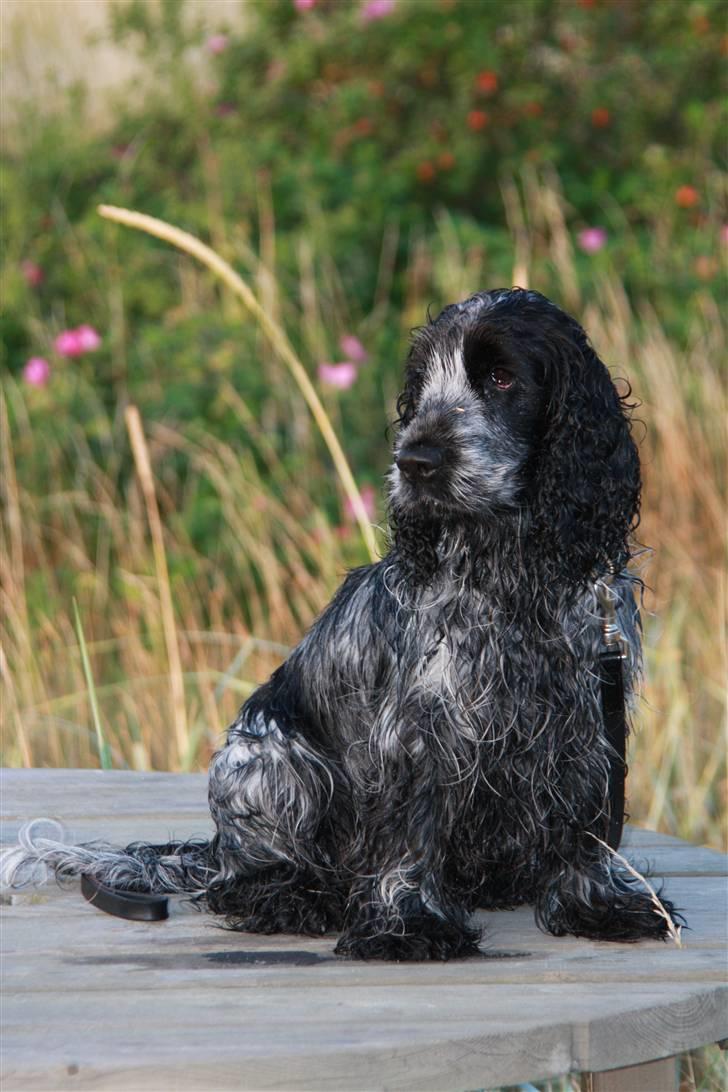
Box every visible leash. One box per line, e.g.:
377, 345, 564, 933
81, 873, 169, 921
596, 576, 628, 851
79, 842, 196, 921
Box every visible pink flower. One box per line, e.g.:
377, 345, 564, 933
215, 102, 236, 117
294, 0, 317, 10
339, 335, 368, 364
54, 325, 101, 357
54, 329, 84, 356
361, 0, 395, 21
21, 260, 44, 287
206, 34, 228, 54
317, 362, 358, 390
577, 227, 607, 254
721, 225, 728, 245
23, 357, 50, 387
344, 484, 376, 523
76, 325, 101, 351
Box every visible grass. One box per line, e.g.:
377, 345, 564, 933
72, 595, 111, 770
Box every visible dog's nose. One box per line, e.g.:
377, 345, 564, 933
396, 444, 443, 481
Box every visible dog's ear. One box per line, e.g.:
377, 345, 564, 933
530, 329, 641, 582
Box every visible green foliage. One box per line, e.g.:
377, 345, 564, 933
3, 0, 725, 372
1, 0, 725, 571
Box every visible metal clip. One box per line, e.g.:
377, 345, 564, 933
595, 575, 628, 659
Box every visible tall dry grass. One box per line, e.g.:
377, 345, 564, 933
1, 178, 725, 849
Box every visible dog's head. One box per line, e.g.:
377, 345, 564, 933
390, 288, 640, 581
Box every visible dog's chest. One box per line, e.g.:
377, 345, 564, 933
399, 590, 594, 748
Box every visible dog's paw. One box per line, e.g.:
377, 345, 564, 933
238, 891, 344, 936
572, 898, 684, 943
208, 869, 345, 936
334, 913, 482, 962
538, 880, 684, 943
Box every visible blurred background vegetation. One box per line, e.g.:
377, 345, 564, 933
1, 0, 725, 847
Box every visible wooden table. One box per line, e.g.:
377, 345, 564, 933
2, 769, 726, 1092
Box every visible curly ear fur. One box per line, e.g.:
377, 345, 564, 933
528, 324, 641, 584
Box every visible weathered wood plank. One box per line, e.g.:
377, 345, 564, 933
2, 939, 726, 994
0, 768, 207, 820
620, 829, 727, 876
5, 868, 724, 950
3, 874, 725, 987
0, 768, 213, 846
583, 1056, 678, 1092
2, 769, 726, 1092
3, 983, 725, 1091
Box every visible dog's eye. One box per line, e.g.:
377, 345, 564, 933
490, 367, 514, 390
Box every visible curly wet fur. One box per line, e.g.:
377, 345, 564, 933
1, 289, 680, 959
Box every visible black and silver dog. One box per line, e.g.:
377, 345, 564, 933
2, 288, 677, 960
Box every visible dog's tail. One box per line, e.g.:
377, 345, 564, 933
0, 819, 215, 896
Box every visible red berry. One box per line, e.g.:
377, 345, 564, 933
475, 70, 498, 94
675, 185, 699, 208
467, 110, 489, 131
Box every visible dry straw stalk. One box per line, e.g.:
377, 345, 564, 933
98, 203, 379, 563
125, 404, 189, 765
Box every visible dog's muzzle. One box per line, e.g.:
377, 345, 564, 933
396, 443, 443, 482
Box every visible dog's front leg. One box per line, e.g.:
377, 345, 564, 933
204, 709, 346, 936
334, 765, 482, 961
335, 877, 481, 962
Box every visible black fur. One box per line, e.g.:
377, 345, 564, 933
3, 289, 680, 960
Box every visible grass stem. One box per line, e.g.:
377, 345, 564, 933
72, 599, 112, 770
98, 203, 379, 563
124, 405, 189, 767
